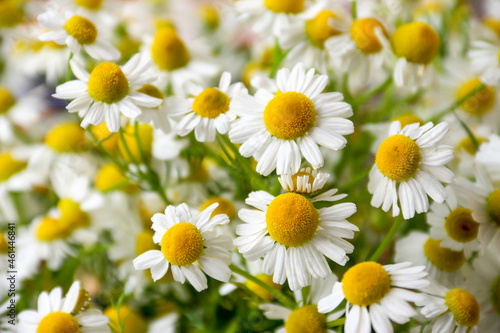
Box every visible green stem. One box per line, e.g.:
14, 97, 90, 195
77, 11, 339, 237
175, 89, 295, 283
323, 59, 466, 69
229, 264, 296, 309
351, 1, 357, 19
352, 76, 392, 108
10, 192, 25, 224
369, 214, 405, 262
453, 111, 479, 151
88, 130, 127, 171
429, 83, 487, 122
66, 53, 73, 82
327, 317, 346, 328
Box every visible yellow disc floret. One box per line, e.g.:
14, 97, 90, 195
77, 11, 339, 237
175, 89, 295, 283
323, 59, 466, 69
457, 136, 487, 155
75, 0, 103, 10
264, 0, 304, 14
291, 171, 315, 193
0, 233, 8, 254
36, 217, 72, 242
199, 197, 236, 220
45, 123, 87, 153
200, 5, 219, 30
104, 305, 148, 333
64, 15, 98, 45
424, 238, 465, 272
88, 62, 129, 104
118, 124, 153, 163
350, 18, 388, 54
245, 273, 282, 301
58, 199, 91, 230
161, 222, 204, 266
487, 189, 500, 227
264, 92, 316, 140
391, 22, 440, 64
151, 28, 190, 71
136, 230, 157, 256
342, 262, 391, 306
375, 134, 421, 182
285, 305, 327, 333
305, 10, 341, 49
37, 312, 80, 333
192, 88, 230, 118
95, 164, 138, 193
137, 84, 164, 104
445, 288, 480, 327
392, 113, 422, 129
0, 153, 27, 183
266, 193, 319, 247
445, 208, 479, 243
456, 78, 496, 116
0, 0, 23, 28
484, 18, 500, 40
0, 88, 15, 114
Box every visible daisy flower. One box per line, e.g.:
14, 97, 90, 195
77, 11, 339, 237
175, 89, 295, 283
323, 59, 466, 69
18, 280, 110, 332
37, 9, 120, 60
234, 184, 358, 291
391, 21, 440, 90
53, 54, 163, 132
260, 274, 344, 333
278, 167, 329, 194
317, 261, 429, 333
421, 282, 480, 333
368, 121, 454, 220
169, 72, 245, 142
427, 186, 480, 258
133, 203, 232, 292
395, 231, 466, 285
229, 62, 354, 176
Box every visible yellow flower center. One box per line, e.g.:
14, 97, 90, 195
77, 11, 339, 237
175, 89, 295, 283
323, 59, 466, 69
305, 10, 341, 49
136, 230, 157, 256
424, 238, 465, 272
161, 222, 204, 266
0, 233, 8, 254
492, 276, 500, 314
137, 84, 164, 106
342, 262, 391, 306
192, 87, 230, 118
484, 18, 500, 40
285, 305, 327, 333
391, 22, 440, 64
375, 134, 421, 182
104, 306, 148, 333
290, 171, 315, 193
0, 153, 27, 183
487, 189, 500, 227
456, 78, 496, 116
392, 112, 422, 128
200, 5, 219, 30
445, 208, 479, 243
266, 193, 319, 247
445, 288, 480, 327
64, 15, 97, 45
58, 199, 91, 230
45, 123, 87, 153
36, 217, 72, 242
118, 124, 153, 163
199, 197, 236, 220
0, 87, 15, 114
75, 0, 103, 10
456, 136, 487, 155
0, 0, 23, 28
90, 122, 119, 153
151, 28, 190, 71
88, 62, 129, 104
264, 0, 304, 14
350, 18, 388, 54
264, 92, 316, 140
95, 164, 137, 193
245, 273, 283, 301
37, 312, 80, 333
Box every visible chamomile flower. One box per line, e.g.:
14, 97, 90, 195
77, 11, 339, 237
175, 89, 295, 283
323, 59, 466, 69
278, 167, 329, 194
53, 54, 162, 132
229, 63, 354, 176
18, 280, 110, 332
368, 121, 454, 220
317, 261, 429, 333
234, 186, 358, 291
37, 9, 120, 60
395, 231, 466, 285
260, 274, 344, 333
169, 72, 245, 142
421, 282, 480, 333
427, 186, 480, 258
391, 21, 440, 90
133, 203, 232, 292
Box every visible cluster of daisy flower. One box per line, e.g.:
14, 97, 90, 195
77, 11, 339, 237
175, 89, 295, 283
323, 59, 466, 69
0, 0, 500, 332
